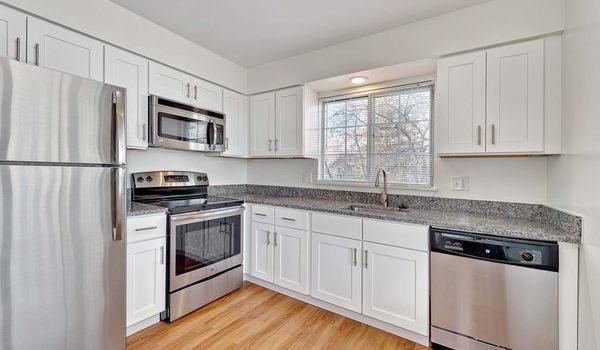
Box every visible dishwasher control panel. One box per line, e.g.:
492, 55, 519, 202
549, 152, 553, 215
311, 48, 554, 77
431, 228, 559, 271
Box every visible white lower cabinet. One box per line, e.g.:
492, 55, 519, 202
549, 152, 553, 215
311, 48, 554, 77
362, 241, 429, 336
310, 232, 362, 313
126, 237, 166, 327
273, 226, 309, 294
250, 221, 274, 282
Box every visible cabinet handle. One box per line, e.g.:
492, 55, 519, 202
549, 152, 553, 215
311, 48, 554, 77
491, 124, 496, 145
135, 226, 158, 232
268, 138, 273, 151
16, 37, 20, 61
274, 138, 279, 151
281, 217, 295, 222
274, 232, 278, 247
186, 83, 190, 98
225, 137, 229, 150
266, 231, 271, 246
160, 246, 164, 265
194, 85, 198, 100
142, 124, 147, 141
34, 43, 40, 66
353, 248, 357, 266
477, 125, 482, 146
254, 212, 267, 217
364, 250, 368, 269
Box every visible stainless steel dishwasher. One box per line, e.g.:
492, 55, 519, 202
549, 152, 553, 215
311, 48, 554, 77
430, 228, 559, 350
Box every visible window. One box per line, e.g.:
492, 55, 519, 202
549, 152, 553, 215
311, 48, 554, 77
318, 81, 434, 186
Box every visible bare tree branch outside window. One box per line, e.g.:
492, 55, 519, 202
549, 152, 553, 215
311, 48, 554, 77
318, 82, 434, 186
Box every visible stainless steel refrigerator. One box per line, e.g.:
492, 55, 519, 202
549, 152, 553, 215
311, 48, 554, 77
0, 57, 127, 349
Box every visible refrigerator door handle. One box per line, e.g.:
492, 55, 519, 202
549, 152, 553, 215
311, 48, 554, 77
112, 167, 126, 241
112, 90, 126, 165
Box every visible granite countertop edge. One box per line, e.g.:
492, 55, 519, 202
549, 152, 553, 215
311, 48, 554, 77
127, 201, 168, 217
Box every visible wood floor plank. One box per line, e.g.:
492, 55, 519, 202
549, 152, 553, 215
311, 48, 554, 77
127, 281, 430, 350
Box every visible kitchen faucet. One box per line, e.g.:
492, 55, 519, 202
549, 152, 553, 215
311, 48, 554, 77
374, 169, 389, 207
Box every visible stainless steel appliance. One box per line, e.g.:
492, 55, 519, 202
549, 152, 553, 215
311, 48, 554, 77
430, 228, 559, 350
0, 58, 127, 349
148, 96, 225, 152
131, 171, 243, 321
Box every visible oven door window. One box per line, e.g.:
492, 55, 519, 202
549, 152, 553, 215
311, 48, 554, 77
175, 215, 241, 276
158, 112, 208, 144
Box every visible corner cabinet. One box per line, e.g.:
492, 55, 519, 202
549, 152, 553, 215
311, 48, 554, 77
27, 17, 103, 81
222, 89, 249, 157
0, 3, 26, 62
104, 46, 149, 149
249, 86, 319, 158
436, 36, 562, 156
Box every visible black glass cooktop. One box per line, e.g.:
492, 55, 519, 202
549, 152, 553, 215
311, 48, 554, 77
144, 196, 243, 214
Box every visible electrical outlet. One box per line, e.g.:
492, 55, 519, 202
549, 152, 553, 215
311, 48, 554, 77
302, 172, 313, 183
452, 176, 469, 191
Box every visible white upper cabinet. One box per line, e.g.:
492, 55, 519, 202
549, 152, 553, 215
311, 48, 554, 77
436, 51, 486, 154
250, 92, 276, 157
222, 89, 248, 157
191, 77, 223, 112
250, 86, 319, 158
104, 46, 149, 150
362, 242, 429, 336
436, 36, 561, 155
0, 4, 26, 62
486, 39, 544, 153
148, 62, 191, 104
275, 86, 304, 157
27, 17, 103, 81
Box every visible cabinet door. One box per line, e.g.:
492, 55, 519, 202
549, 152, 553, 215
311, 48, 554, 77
222, 89, 248, 157
27, 17, 103, 81
274, 226, 309, 294
148, 62, 191, 104
191, 77, 223, 112
0, 4, 26, 61
486, 39, 544, 153
250, 92, 276, 157
250, 221, 274, 282
275, 86, 303, 156
436, 51, 486, 154
362, 242, 429, 336
104, 46, 149, 149
311, 233, 362, 312
126, 238, 166, 327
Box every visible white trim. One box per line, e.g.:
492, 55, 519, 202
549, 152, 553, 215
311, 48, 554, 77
558, 242, 579, 350
318, 74, 436, 99
244, 274, 430, 347
314, 180, 438, 192
126, 314, 160, 337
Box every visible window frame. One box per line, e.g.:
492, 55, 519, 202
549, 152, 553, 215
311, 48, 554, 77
317, 80, 435, 190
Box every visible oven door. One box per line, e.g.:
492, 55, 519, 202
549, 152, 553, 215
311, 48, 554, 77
151, 103, 224, 152
169, 207, 243, 292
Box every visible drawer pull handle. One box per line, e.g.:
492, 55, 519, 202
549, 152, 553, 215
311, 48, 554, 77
254, 213, 267, 217
135, 226, 158, 232
281, 217, 295, 222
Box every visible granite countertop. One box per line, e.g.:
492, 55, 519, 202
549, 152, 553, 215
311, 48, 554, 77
223, 193, 581, 244
127, 201, 168, 217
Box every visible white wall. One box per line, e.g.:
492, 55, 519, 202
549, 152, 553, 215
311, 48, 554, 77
127, 149, 247, 186
247, 157, 548, 204
2, 0, 247, 92
546, 0, 600, 347
247, 0, 564, 93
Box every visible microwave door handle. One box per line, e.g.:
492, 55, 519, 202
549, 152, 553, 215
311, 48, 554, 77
207, 119, 217, 150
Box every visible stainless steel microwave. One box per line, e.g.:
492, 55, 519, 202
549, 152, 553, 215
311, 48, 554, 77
149, 95, 225, 152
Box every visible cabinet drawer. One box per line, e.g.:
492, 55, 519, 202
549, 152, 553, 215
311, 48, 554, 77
311, 212, 362, 240
363, 219, 429, 252
127, 214, 167, 244
275, 207, 308, 230
251, 205, 274, 224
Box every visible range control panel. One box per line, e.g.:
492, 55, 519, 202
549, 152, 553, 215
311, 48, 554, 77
131, 171, 209, 188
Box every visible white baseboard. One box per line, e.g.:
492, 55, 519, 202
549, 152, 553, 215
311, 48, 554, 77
126, 314, 161, 337
244, 274, 430, 347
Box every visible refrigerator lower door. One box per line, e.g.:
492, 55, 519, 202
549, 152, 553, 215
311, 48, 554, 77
0, 165, 126, 350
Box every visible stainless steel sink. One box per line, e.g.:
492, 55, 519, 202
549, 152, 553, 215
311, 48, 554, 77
343, 204, 410, 215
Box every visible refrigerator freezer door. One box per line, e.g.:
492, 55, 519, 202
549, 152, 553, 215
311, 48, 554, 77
0, 58, 126, 165
0, 165, 126, 350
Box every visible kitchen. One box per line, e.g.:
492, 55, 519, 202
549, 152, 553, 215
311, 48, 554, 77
0, 0, 597, 349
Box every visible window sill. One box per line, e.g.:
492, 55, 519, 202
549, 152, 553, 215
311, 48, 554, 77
314, 180, 438, 193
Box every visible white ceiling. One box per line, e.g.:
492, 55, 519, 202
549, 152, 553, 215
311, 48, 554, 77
111, 0, 491, 68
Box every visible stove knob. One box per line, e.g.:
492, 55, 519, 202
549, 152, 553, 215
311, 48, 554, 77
522, 252, 534, 262
145, 176, 153, 182
197, 176, 202, 182
136, 177, 144, 183
202, 176, 208, 181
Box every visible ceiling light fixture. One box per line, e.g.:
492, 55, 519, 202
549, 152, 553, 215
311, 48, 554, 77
349, 76, 368, 84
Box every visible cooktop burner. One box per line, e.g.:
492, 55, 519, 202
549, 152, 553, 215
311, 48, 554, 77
145, 196, 243, 214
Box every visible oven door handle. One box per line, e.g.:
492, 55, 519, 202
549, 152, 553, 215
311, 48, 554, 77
170, 206, 245, 223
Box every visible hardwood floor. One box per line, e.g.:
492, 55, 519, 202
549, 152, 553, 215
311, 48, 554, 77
127, 282, 430, 350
